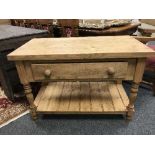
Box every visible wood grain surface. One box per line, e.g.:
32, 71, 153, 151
34, 82, 128, 114
8, 36, 155, 61
31, 62, 128, 81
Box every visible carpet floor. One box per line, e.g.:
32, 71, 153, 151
0, 82, 155, 135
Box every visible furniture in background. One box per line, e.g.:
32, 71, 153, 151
11, 19, 79, 37
22, 19, 38, 28
145, 41, 155, 95
11, 19, 25, 27
11, 19, 54, 36
57, 19, 79, 37
8, 36, 155, 120
134, 36, 155, 94
138, 25, 155, 37
134, 20, 155, 95
78, 20, 140, 36
37, 19, 53, 33
134, 19, 155, 42
11, 19, 140, 37
0, 25, 49, 101
55, 19, 139, 37
139, 19, 155, 36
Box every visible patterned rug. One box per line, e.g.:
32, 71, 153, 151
0, 87, 29, 128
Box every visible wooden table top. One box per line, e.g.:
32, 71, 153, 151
8, 36, 155, 61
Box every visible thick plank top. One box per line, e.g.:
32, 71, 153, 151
8, 36, 155, 61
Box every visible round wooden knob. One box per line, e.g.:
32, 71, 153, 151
44, 69, 51, 77
107, 67, 115, 76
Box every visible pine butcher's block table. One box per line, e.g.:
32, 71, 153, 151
7, 36, 155, 120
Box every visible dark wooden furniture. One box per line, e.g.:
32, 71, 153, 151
0, 25, 49, 101
134, 36, 155, 44
57, 19, 79, 37
11, 19, 25, 27
79, 23, 140, 36
139, 20, 155, 36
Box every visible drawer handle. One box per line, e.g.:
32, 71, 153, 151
107, 67, 115, 76
44, 69, 51, 78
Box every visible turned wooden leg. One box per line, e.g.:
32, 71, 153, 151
23, 83, 37, 120
127, 82, 139, 120
15, 62, 37, 120
126, 58, 146, 120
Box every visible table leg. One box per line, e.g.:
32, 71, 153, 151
23, 83, 37, 120
126, 58, 146, 120
127, 82, 139, 120
16, 61, 37, 120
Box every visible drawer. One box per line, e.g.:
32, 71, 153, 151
31, 62, 128, 81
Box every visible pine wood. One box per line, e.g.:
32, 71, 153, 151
24, 59, 136, 82
8, 36, 155, 120
7, 36, 155, 61
127, 58, 146, 120
34, 82, 128, 114
31, 62, 128, 81
16, 61, 37, 120
133, 58, 146, 83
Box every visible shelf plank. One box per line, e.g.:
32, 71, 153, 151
99, 82, 115, 112
116, 84, 129, 107
47, 82, 64, 112
34, 84, 47, 107
80, 82, 91, 112
58, 82, 72, 111
68, 82, 80, 112
90, 82, 103, 112
108, 83, 125, 111
36, 82, 128, 114
37, 83, 56, 111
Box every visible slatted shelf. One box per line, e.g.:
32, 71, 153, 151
34, 82, 129, 114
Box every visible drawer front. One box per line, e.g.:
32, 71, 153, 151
31, 62, 128, 81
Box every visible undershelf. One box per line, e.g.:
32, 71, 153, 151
34, 82, 129, 114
